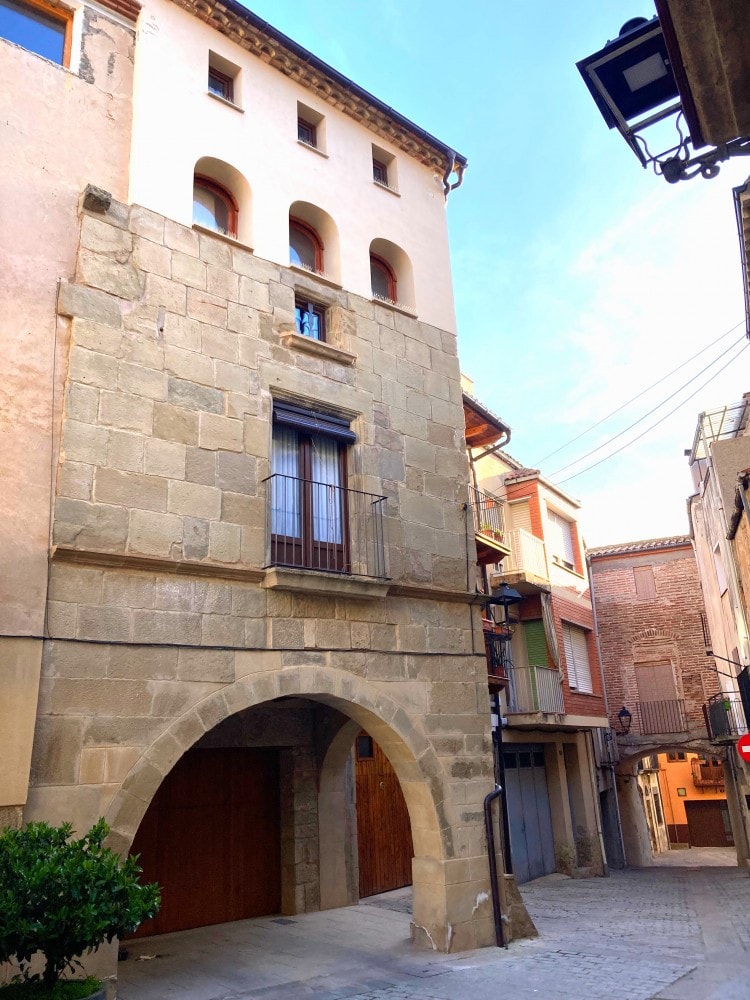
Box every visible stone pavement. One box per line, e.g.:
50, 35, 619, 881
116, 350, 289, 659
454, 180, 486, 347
117, 864, 750, 1000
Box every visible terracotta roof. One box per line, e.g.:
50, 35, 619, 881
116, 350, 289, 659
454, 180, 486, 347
587, 535, 692, 557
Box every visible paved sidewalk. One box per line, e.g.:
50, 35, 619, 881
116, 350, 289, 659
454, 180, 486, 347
650, 845, 736, 867
117, 866, 750, 1000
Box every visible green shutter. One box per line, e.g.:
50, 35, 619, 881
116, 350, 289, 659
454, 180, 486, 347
524, 619, 549, 667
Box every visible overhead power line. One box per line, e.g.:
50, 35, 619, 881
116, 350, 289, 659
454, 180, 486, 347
533, 319, 745, 467
549, 334, 746, 479
556, 341, 749, 485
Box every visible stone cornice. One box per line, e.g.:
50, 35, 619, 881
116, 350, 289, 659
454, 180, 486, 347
171, 0, 465, 174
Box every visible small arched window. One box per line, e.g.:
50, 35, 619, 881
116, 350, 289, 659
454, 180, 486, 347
193, 176, 238, 237
289, 218, 324, 273
370, 254, 397, 303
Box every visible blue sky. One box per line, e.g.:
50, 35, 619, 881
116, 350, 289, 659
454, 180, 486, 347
246, 0, 749, 545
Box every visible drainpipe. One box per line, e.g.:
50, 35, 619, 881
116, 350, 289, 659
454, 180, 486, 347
483, 785, 507, 948
442, 147, 466, 198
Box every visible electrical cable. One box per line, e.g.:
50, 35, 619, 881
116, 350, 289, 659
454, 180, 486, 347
549, 334, 746, 479
533, 319, 745, 466
557, 341, 749, 485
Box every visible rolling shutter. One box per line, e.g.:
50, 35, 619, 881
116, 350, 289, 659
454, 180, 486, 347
562, 623, 593, 694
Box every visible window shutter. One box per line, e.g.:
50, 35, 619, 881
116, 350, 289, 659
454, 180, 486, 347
273, 401, 356, 443
562, 623, 593, 694
547, 509, 575, 565
524, 619, 549, 668
633, 565, 656, 599
510, 500, 531, 534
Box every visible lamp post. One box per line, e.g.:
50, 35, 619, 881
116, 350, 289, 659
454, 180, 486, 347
483, 583, 524, 876
577, 16, 750, 182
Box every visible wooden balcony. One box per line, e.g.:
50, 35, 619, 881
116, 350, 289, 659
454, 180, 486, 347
690, 759, 725, 788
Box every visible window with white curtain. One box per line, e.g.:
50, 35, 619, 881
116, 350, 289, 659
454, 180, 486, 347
562, 623, 593, 694
270, 402, 354, 572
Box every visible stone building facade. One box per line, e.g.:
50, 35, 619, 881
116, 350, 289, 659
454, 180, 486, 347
2, 0, 536, 989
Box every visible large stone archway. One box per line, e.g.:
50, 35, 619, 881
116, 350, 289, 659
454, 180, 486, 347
103, 663, 483, 954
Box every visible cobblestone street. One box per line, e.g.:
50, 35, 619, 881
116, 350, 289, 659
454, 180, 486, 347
118, 860, 750, 1000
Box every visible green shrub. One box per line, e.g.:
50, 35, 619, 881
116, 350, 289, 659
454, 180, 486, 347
0, 819, 160, 990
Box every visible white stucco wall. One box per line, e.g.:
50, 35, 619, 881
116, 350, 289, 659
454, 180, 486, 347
129, 0, 458, 331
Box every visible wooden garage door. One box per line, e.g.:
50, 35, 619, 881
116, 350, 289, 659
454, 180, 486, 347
355, 732, 414, 898
684, 800, 734, 847
129, 748, 281, 936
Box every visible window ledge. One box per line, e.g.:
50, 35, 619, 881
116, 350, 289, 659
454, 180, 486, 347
207, 91, 244, 113
279, 331, 356, 366
373, 180, 400, 197
192, 223, 254, 253
297, 140, 329, 158
262, 566, 389, 599
288, 264, 342, 290
370, 297, 417, 318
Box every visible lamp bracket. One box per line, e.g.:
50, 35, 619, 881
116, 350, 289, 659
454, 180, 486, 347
629, 110, 750, 183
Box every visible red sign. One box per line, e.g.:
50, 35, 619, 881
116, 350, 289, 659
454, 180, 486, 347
737, 733, 750, 762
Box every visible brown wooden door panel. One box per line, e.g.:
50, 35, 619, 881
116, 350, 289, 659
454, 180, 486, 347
355, 735, 413, 898
684, 800, 734, 848
129, 748, 280, 937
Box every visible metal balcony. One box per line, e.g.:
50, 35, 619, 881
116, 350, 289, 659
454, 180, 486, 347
705, 692, 747, 741
470, 486, 510, 565
264, 473, 388, 579
484, 630, 511, 686
634, 700, 688, 735
507, 664, 565, 715
501, 528, 550, 583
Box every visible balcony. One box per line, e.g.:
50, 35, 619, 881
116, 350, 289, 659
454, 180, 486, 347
264, 473, 388, 580
705, 692, 747, 741
507, 664, 565, 715
690, 759, 725, 788
632, 700, 688, 735
470, 486, 511, 565
493, 528, 550, 591
484, 630, 511, 688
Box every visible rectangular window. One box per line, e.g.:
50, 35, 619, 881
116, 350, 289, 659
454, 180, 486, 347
208, 67, 233, 102
562, 623, 593, 693
633, 565, 656, 599
547, 508, 576, 570
294, 297, 325, 341
270, 404, 355, 573
1, 0, 71, 66
667, 751, 687, 761
373, 159, 388, 185
523, 619, 550, 668
297, 117, 317, 147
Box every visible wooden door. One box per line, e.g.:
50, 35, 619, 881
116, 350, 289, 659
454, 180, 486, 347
684, 800, 734, 847
502, 744, 556, 884
129, 748, 281, 936
355, 732, 414, 898
635, 662, 682, 730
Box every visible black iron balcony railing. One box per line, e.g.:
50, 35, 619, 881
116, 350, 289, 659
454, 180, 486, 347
484, 630, 511, 682
470, 486, 509, 552
264, 473, 388, 579
690, 759, 725, 788
634, 700, 688, 735
705, 692, 747, 741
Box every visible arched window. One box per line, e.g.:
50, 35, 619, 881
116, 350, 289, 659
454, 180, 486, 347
193, 176, 238, 237
370, 254, 397, 303
289, 218, 324, 273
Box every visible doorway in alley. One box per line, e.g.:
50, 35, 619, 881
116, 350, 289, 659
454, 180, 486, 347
684, 800, 734, 847
355, 732, 414, 897
128, 747, 281, 937
503, 743, 555, 883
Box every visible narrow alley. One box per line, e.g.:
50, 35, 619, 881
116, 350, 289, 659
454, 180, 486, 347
117, 856, 750, 1000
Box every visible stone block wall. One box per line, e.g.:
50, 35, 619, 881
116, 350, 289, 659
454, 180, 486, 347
19, 193, 539, 959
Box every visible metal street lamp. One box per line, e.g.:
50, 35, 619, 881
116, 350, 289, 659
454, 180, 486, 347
617, 706, 633, 735
484, 583, 523, 632
577, 16, 750, 183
